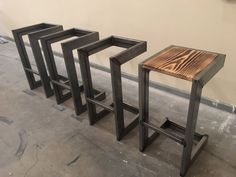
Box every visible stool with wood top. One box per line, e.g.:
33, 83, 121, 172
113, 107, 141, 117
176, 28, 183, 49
138, 45, 225, 176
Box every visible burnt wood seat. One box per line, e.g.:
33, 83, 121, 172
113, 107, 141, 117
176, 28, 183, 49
143, 46, 220, 81
139, 45, 225, 176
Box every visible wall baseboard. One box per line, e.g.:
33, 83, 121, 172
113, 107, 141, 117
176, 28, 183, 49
4, 35, 236, 114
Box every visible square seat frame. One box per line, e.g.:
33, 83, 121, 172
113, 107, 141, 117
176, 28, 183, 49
78, 36, 147, 140
40, 28, 106, 115
139, 46, 226, 176
12, 23, 63, 97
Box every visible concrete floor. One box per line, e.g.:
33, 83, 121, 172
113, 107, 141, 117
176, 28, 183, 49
0, 41, 236, 177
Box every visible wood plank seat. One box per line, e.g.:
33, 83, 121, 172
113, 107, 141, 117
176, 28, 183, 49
143, 46, 218, 81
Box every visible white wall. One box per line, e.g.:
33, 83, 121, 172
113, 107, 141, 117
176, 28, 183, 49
1, 0, 236, 105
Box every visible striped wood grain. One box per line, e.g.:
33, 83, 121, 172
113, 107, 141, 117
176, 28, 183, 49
143, 46, 217, 81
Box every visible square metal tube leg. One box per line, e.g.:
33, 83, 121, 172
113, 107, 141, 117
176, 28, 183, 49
180, 80, 203, 176
139, 65, 150, 151
13, 31, 40, 90
110, 61, 125, 140
62, 47, 85, 115
61, 31, 103, 115
41, 39, 70, 104
79, 52, 97, 123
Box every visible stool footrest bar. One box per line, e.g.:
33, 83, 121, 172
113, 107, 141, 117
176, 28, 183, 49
142, 118, 208, 149
51, 80, 71, 90
122, 102, 139, 114
143, 121, 185, 145
122, 114, 139, 137
58, 92, 72, 104
91, 104, 114, 125
62, 80, 70, 85
191, 135, 208, 161
94, 91, 106, 101
57, 75, 68, 81
24, 67, 40, 75
95, 109, 111, 121
161, 119, 204, 142
87, 98, 114, 112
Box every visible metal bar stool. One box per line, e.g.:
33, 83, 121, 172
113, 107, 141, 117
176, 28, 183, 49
40, 28, 105, 115
139, 45, 225, 176
78, 36, 147, 140
12, 23, 63, 97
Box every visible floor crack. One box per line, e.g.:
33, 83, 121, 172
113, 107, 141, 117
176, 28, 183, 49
23, 144, 40, 177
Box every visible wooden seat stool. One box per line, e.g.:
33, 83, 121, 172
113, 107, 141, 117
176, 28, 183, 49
138, 45, 226, 176
78, 36, 147, 140
12, 23, 63, 97
40, 28, 106, 116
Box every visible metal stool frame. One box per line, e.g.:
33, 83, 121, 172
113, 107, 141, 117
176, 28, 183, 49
139, 46, 225, 176
12, 23, 63, 97
78, 36, 147, 140
40, 28, 105, 115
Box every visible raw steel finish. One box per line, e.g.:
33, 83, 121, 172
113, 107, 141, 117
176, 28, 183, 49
78, 36, 147, 140
40, 28, 105, 115
12, 23, 63, 97
139, 45, 225, 176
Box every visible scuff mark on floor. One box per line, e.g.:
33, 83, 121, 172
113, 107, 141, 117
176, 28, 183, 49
52, 104, 65, 111
23, 89, 36, 96
23, 144, 40, 177
0, 116, 13, 125
71, 113, 86, 122
204, 148, 236, 170
218, 116, 234, 134
15, 129, 28, 159
66, 154, 81, 166
122, 159, 128, 164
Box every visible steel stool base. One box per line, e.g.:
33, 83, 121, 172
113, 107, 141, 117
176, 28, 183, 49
12, 23, 63, 97
41, 28, 105, 115
140, 118, 208, 171
78, 36, 147, 140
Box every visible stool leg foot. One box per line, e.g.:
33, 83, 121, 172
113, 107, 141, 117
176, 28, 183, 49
139, 65, 150, 152
180, 80, 203, 176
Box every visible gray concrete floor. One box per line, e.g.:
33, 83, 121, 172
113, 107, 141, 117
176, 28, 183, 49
0, 41, 236, 177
